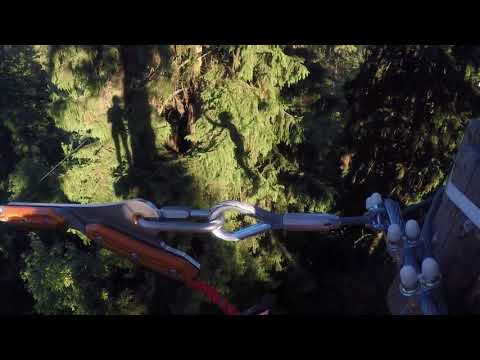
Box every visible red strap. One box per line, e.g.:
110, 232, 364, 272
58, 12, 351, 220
186, 279, 240, 315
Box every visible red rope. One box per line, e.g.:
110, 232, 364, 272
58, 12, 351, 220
186, 279, 240, 315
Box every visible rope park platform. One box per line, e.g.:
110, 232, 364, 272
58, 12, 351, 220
388, 119, 480, 315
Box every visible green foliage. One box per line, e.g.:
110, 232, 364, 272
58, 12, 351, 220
341, 45, 480, 206
7, 158, 60, 201
187, 45, 310, 205
0, 46, 68, 195
21, 234, 94, 314
59, 140, 123, 203
21, 233, 148, 315
49, 45, 121, 98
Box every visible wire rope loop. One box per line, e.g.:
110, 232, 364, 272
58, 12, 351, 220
208, 201, 270, 241
208, 201, 258, 222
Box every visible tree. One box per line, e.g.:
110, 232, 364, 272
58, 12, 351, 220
340, 45, 480, 214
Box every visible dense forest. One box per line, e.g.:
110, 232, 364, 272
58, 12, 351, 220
0, 45, 479, 314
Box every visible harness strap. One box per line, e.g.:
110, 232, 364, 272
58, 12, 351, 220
186, 279, 240, 315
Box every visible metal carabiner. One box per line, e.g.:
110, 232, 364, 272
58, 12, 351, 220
208, 201, 273, 241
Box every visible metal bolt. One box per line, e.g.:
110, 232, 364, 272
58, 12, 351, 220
387, 223, 402, 246
130, 252, 139, 262
370, 193, 383, 207
365, 196, 373, 210
400, 265, 419, 295
421, 257, 441, 286
167, 268, 180, 279
405, 219, 420, 239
